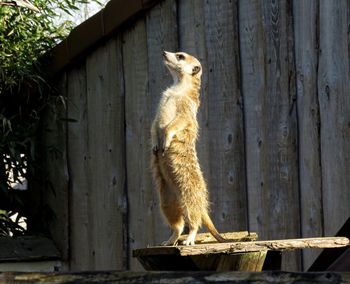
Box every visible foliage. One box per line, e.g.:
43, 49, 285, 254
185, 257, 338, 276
0, 0, 101, 236
0, 210, 26, 236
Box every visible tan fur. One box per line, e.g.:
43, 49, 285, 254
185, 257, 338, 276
151, 51, 226, 246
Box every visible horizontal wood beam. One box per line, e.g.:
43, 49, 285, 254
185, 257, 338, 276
47, 0, 163, 75
0, 236, 60, 262
133, 237, 350, 257
1, 271, 349, 283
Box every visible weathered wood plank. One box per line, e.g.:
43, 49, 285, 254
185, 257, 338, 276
84, 38, 126, 270
214, 251, 266, 272
177, 0, 210, 184
2, 271, 350, 284
103, 37, 127, 270
136, 252, 266, 272
203, 0, 247, 233
178, 231, 257, 244
145, 0, 178, 246
133, 237, 349, 257
67, 63, 90, 270
239, 0, 300, 270
122, 19, 152, 271
293, 0, 323, 270
318, 0, 350, 237
135, 232, 258, 271
40, 74, 69, 265
0, 236, 60, 262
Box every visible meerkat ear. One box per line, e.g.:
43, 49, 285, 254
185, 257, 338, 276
192, 66, 201, 75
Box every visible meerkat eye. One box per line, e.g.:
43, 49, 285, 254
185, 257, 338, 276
192, 66, 201, 75
176, 53, 185, 61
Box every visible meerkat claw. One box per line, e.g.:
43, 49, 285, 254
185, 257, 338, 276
152, 145, 159, 155
161, 240, 177, 246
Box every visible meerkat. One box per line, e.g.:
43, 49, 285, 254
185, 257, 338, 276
151, 51, 226, 246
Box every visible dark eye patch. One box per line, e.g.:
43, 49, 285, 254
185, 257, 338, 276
176, 53, 185, 61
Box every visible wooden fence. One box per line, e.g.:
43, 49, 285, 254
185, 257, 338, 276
40, 0, 350, 272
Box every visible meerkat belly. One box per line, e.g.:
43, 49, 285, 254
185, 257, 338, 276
173, 128, 196, 145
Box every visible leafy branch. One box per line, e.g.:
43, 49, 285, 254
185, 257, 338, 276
0, 0, 101, 236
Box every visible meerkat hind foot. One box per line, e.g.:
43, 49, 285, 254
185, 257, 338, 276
161, 232, 181, 246
161, 240, 177, 246
183, 229, 198, 246
183, 238, 195, 246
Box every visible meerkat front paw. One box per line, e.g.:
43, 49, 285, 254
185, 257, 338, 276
152, 145, 159, 155
162, 139, 171, 152
162, 132, 174, 154
158, 137, 168, 155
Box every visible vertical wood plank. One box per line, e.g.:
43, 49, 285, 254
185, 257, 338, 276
122, 19, 151, 271
41, 74, 69, 269
177, 0, 210, 183
84, 38, 126, 270
293, 0, 323, 270
203, 0, 247, 232
318, 0, 350, 236
239, 0, 300, 270
145, 0, 178, 246
67, 64, 91, 270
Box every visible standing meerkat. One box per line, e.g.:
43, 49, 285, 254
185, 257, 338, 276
151, 51, 226, 246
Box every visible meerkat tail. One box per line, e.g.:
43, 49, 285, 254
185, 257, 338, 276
202, 212, 226, 243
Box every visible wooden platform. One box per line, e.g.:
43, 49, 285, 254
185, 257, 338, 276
133, 232, 350, 272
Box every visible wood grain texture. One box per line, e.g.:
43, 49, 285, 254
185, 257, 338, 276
293, 0, 323, 270
2, 271, 350, 284
203, 0, 247, 233
133, 237, 349, 257
178, 231, 257, 244
239, 0, 300, 270
177, 0, 210, 185
84, 38, 126, 270
41, 74, 69, 265
318, 0, 350, 237
145, 0, 178, 246
122, 19, 152, 271
0, 236, 60, 262
67, 64, 91, 270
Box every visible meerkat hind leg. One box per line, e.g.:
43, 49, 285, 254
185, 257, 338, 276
160, 198, 185, 246
161, 219, 184, 246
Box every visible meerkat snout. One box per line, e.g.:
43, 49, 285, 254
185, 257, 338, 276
163, 51, 202, 82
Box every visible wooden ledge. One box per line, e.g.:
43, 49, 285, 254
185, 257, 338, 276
0, 236, 60, 262
1, 271, 350, 284
133, 237, 350, 257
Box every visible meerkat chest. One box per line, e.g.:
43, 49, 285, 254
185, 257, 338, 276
156, 90, 180, 128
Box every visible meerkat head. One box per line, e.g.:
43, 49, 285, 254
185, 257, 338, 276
163, 51, 202, 84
